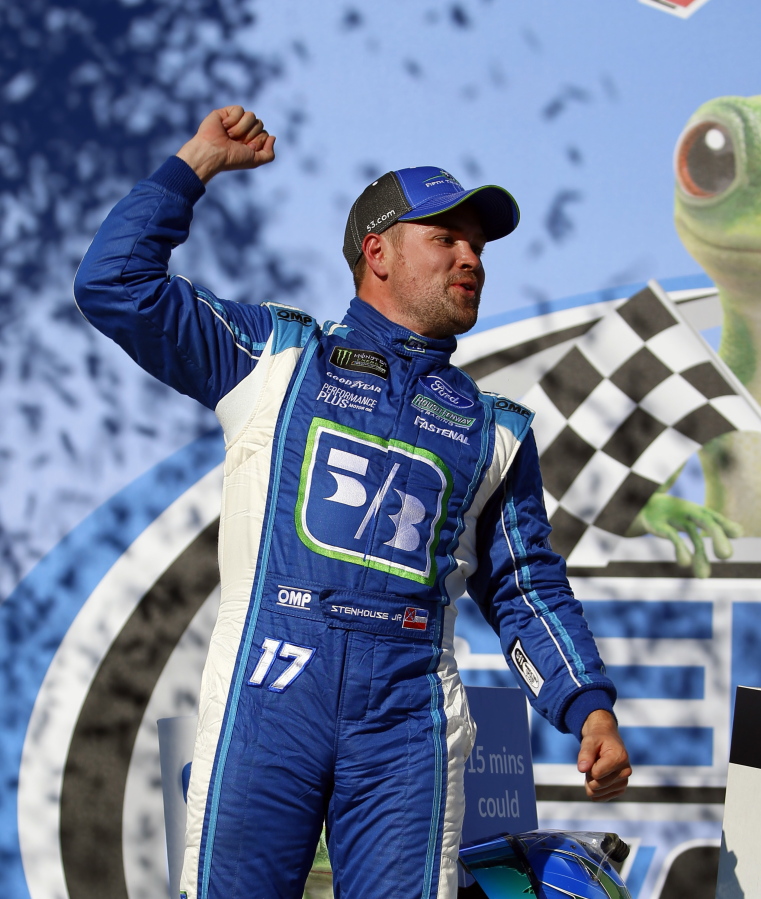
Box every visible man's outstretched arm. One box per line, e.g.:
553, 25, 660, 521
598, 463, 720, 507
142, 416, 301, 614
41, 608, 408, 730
176, 105, 276, 183
577, 709, 631, 801
74, 106, 278, 408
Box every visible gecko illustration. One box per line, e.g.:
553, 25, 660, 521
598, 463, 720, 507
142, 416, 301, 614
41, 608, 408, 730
630, 95, 761, 576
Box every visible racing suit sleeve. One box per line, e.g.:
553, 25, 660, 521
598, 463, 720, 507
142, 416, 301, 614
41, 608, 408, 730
73, 155, 274, 409
466, 431, 616, 740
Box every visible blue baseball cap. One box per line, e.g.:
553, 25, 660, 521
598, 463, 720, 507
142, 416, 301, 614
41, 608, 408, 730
343, 165, 520, 270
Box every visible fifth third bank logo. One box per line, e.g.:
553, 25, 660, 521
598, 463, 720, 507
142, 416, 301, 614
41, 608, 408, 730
296, 419, 452, 584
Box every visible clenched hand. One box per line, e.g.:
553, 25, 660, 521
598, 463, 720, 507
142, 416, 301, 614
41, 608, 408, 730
577, 710, 631, 801
176, 105, 276, 183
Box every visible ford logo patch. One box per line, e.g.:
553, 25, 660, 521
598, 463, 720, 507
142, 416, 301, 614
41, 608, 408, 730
420, 376, 474, 409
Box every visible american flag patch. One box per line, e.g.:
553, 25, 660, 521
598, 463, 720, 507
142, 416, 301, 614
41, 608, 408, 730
403, 607, 429, 630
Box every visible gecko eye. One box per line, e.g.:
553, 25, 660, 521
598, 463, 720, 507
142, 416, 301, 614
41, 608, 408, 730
676, 121, 737, 198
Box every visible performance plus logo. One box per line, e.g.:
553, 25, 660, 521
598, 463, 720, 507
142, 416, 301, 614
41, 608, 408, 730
317, 383, 377, 413
296, 418, 452, 583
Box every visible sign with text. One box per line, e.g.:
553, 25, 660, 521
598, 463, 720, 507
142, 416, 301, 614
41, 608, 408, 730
462, 686, 537, 843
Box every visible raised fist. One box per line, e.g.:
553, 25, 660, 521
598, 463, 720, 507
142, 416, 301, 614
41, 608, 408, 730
176, 105, 276, 183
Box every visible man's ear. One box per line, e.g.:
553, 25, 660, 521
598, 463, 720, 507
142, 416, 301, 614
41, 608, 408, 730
361, 232, 390, 279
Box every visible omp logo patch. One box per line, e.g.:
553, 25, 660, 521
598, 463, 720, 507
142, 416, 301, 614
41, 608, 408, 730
421, 375, 474, 409
296, 418, 452, 584
330, 346, 389, 379
277, 585, 313, 608
493, 397, 531, 418
510, 639, 544, 697
276, 308, 313, 325
412, 394, 475, 429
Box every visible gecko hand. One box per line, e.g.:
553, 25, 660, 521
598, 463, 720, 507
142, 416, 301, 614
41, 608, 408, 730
628, 494, 743, 578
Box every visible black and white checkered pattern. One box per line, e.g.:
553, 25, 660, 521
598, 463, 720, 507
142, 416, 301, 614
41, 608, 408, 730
522, 281, 761, 566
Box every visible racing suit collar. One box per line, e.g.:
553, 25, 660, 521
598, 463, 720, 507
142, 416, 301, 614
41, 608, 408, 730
344, 296, 458, 361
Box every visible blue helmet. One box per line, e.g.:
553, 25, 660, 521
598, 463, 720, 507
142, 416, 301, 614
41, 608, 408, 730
459, 830, 632, 899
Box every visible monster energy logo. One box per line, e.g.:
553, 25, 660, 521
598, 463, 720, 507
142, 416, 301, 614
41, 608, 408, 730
330, 346, 389, 379
412, 395, 475, 428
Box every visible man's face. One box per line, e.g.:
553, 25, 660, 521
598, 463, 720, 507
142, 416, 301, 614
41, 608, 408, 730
384, 204, 486, 339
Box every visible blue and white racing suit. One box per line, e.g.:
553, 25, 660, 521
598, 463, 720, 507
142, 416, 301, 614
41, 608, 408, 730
74, 156, 616, 899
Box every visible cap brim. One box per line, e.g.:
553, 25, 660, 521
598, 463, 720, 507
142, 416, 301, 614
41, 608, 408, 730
398, 185, 520, 240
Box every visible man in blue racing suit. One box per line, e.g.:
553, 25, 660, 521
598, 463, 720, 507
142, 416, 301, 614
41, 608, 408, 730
74, 106, 631, 899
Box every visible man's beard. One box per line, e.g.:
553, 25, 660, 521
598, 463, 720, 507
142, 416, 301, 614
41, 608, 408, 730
392, 266, 482, 339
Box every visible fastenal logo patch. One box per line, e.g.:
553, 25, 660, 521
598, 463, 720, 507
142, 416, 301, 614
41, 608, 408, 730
277, 585, 312, 608
414, 416, 469, 444
421, 375, 474, 409
412, 394, 475, 429
330, 346, 389, 379
403, 607, 429, 630
510, 639, 544, 697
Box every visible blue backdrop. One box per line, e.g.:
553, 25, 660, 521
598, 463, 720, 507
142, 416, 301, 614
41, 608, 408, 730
3, 1, 760, 897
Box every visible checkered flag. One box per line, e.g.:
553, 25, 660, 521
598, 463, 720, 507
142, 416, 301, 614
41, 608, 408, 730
522, 281, 761, 566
